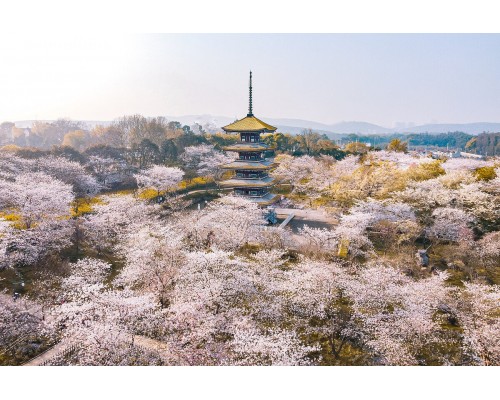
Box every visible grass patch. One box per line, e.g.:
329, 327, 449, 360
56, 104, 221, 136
71, 196, 104, 217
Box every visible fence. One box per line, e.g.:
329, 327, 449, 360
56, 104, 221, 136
38, 343, 80, 366
22, 340, 79, 366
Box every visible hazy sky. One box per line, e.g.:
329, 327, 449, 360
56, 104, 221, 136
1, 33, 499, 127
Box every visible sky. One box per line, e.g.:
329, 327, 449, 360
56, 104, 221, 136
1, 33, 500, 127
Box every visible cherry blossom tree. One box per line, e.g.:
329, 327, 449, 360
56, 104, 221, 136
341, 264, 451, 365
0, 293, 55, 364
441, 157, 493, 173
229, 320, 319, 366
165, 250, 256, 364
134, 165, 184, 197
452, 283, 500, 365
396, 178, 455, 212
256, 226, 294, 250
477, 231, 500, 267
280, 258, 358, 363
81, 194, 160, 255
33, 156, 100, 198
325, 200, 416, 258
2, 143, 499, 367
86, 155, 123, 186
0, 151, 32, 180
456, 182, 498, 224
0, 172, 75, 268
180, 144, 235, 179
369, 150, 428, 171
0, 172, 74, 229
183, 196, 266, 251
298, 225, 338, 255
0, 220, 73, 268
427, 207, 475, 243
271, 155, 320, 190
51, 257, 167, 365
117, 224, 185, 308
437, 168, 476, 189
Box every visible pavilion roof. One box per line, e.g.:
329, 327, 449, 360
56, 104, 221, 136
222, 115, 277, 133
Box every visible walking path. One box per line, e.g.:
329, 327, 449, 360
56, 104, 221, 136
279, 212, 295, 228
4, 285, 175, 365
23, 339, 74, 366
22, 334, 173, 366
134, 335, 170, 359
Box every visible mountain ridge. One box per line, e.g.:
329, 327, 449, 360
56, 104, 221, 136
12, 116, 500, 136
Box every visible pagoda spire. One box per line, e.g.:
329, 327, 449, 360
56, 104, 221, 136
247, 70, 253, 117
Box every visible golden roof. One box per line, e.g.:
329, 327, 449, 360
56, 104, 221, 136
222, 116, 277, 133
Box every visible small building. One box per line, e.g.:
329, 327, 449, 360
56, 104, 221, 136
459, 152, 485, 160
219, 72, 279, 206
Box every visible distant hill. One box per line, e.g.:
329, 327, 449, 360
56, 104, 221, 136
165, 116, 500, 136
12, 116, 500, 136
328, 121, 393, 135
167, 116, 393, 135
14, 120, 112, 129
400, 122, 500, 135
266, 119, 393, 135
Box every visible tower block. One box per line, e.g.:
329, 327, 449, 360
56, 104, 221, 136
220, 71, 279, 206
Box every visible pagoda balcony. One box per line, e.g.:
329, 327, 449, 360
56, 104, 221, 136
234, 190, 269, 198
221, 159, 276, 170
234, 173, 268, 179
219, 176, 276, 188
222, 143, 270, 152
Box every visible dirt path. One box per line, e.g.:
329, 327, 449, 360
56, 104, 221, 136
134, 335, 169, 357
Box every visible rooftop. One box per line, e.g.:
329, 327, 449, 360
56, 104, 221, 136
222, 115, 277, 133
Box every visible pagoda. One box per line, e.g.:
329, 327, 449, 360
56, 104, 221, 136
219, 71, 279, 206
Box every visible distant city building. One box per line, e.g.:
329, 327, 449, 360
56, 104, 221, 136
459, 151, 485, 160
431, 150, 460, 159
431, 150, 485, 160
219, 72, 279, 206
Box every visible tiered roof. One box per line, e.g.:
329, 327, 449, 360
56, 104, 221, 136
222, 116, 277, 133
219, 71, 279, 207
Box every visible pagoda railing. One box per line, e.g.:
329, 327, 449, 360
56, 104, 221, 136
234, 192, 270, 198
